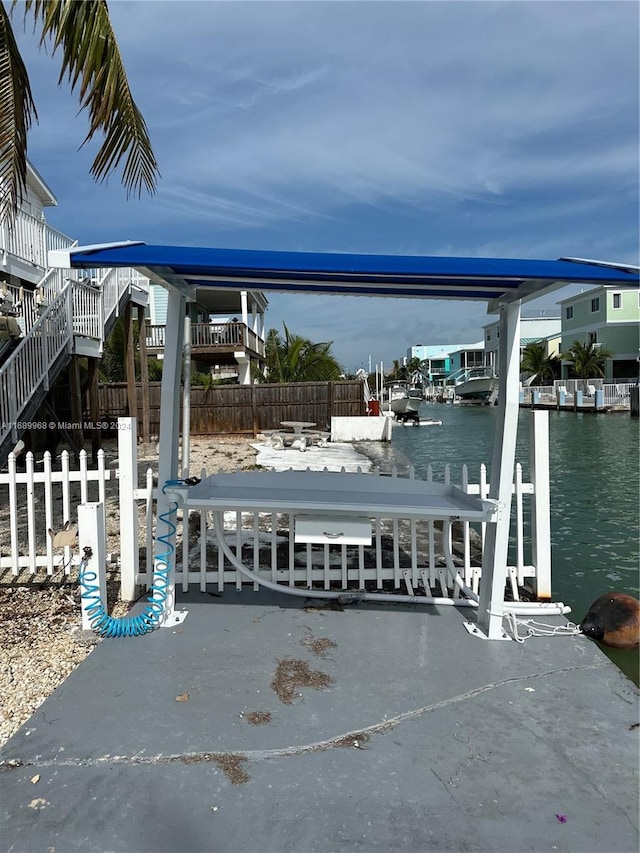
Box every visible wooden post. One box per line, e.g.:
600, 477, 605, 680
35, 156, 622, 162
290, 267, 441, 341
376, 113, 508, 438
123, 303, 137, 422
88, 358, 100, 462
326, 381, 334, 430
251, 383, 259, 436
137, 305, 151, 444
68, 355, 84, 452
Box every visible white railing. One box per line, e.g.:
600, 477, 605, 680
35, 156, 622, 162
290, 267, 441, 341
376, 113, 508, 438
0, 282, 73, 449
521, 381, 632, 407
0, 449, 111, 573
143, 461, 544, 603
46, 223, 76, 254
0, 413, 551, 608
602, 383, 632, 406
0, 206, 150, 457
71, 279, 102, 340
1, 211, 46, 267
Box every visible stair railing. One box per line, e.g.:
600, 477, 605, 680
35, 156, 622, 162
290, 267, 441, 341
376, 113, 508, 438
0, 282, 73, 450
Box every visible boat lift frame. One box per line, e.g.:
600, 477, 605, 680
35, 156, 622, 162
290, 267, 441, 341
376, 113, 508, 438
49, 244, 640, 640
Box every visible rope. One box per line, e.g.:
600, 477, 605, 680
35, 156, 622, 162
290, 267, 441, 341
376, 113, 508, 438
504, 611, 582, 644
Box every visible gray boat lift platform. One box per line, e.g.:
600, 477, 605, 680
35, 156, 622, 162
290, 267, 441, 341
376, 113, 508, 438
1, 587, 638, 853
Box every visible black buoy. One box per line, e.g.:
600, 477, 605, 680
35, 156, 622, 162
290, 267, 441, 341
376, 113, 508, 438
579, 593, 640, 649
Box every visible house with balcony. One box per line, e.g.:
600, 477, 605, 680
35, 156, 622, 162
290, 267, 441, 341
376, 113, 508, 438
145, 284, 267, 384
407, 342, 487, 384
558, 285, 640, 380
0, 163, 151, 463
0, 162, 270, 464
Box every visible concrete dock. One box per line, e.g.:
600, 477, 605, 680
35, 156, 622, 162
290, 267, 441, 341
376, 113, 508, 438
1, 439, 638, 852
0, 585, 638, 853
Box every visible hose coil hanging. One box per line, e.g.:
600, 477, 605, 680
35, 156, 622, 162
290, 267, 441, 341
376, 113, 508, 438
78, 483, 180, 638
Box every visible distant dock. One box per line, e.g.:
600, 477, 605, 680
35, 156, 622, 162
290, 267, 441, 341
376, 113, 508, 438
520, 384, 634, 414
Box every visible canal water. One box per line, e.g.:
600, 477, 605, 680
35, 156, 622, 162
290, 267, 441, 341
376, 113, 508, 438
382, 404, 639, 684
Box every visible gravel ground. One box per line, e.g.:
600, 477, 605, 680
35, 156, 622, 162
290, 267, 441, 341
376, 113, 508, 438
0, 435, 259, 747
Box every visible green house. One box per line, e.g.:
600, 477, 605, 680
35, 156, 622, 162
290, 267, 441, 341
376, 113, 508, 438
558, 285, 640, 379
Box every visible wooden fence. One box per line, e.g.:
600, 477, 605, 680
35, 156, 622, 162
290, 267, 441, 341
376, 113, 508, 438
98, 380, 366, 436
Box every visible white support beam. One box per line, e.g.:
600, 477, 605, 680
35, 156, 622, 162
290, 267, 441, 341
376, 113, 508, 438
118, 417, 138, 601
156, 288, 185, 622
530, 409, 552, 599
182, 315, 191, 477
477, 300, 521, 639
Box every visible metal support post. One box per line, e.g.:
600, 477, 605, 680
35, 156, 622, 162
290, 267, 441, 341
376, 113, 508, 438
118, 416, 139, 601
530, 410, 551, 599
476, 300, 521, 639
156, 288, 185, 622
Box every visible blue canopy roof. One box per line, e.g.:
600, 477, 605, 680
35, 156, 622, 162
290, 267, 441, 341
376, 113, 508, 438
51, 242, 639, 305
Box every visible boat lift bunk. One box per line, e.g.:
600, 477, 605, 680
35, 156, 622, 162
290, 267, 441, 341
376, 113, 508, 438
50, 244, 640, 640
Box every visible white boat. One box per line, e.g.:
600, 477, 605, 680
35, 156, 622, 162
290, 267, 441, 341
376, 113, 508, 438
446, 367, 498, 402
380, 381, 421, 422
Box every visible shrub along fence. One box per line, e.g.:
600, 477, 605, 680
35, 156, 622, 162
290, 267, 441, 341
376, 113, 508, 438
98, 380, 366, 437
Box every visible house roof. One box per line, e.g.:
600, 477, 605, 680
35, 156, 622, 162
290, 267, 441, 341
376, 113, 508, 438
26, 161, 57, 207
49, 243, 639, 310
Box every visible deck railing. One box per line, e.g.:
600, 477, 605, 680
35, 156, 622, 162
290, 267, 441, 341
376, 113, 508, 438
521, 380, 633, 407
1, 210, 46, 267
146, 321, 265, 355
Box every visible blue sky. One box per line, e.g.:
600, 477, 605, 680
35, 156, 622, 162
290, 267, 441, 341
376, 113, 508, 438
15, 0, 639, 371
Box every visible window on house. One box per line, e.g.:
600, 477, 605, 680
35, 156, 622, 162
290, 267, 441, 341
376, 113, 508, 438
588, 332, 597, 345
467, 351, 484, 367
487, 332, 491, 341
590, 297, 600, 313
612, 292, 622, 309
565, 306, 573, 320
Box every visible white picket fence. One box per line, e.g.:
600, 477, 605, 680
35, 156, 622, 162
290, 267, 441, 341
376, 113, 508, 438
142, 459, 546, 604
0, 449, 111, 574
1, 414, 552, 605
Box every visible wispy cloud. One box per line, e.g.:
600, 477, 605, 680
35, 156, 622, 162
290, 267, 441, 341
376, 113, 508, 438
14, 0, 639, 365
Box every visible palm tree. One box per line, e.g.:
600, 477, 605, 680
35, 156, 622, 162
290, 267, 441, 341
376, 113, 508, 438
387, 358, 408, 381
520, 342, 559, 386
259, 324, 342, 383
0, 0, 159, 223
560, 340, 612, 386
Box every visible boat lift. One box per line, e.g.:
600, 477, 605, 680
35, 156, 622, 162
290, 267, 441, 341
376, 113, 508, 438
50, 244, 640, 640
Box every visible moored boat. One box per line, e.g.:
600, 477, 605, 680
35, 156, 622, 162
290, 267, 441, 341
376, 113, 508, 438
380, 380, 421, 422
446, 367, 498, 402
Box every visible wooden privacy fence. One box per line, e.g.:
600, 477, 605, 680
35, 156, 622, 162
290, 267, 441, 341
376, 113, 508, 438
99, 380, 366, 436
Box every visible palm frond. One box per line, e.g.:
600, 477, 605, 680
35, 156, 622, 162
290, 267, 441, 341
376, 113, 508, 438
0, 1, 37, 222
23, 0, 159, 197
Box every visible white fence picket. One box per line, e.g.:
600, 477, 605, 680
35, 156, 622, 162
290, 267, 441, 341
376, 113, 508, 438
0, 449, 111, 574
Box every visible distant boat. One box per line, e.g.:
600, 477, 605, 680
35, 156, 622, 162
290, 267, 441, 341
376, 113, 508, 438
446, 367, 498, 402
380, 380, 421, 422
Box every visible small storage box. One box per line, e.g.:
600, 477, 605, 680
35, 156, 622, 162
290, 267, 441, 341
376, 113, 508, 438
294, 515, 372, 546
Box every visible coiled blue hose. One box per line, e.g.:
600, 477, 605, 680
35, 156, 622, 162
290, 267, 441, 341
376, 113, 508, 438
78, 481, 182, 638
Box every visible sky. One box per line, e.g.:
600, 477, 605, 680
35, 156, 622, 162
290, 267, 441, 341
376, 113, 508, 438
13, 0, 640, 372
